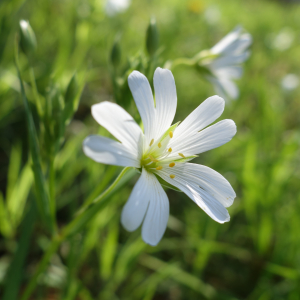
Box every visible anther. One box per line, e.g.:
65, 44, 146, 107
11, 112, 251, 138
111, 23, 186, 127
156, 166, 163, 170
169, 162, 175, 167
168, 147, 172, 153
158, 142, 161, 148
178, 153, 185, 158
149, 139, 154, 146
148, 155, 159, 162
170, 174, 175, 179
169, 131, 173, 138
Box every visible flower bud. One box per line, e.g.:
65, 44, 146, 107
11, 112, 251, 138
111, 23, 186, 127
110, 38, 121, 69
146, 17, 159, 57
19, 20, 37, 56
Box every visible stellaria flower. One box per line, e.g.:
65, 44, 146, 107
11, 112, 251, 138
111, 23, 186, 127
197, 26, 252, 101
281, 74, 299, 91
83, 67, 236, 246
105, 0, 131, 16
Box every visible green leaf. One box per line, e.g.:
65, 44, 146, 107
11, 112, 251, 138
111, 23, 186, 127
100, 217, 119, 280
63, 73, 80, 125
0, 193, 13, 238
3, 202, 37, 300
7, 163, 33, 228
6, 144, 22, 201
14, 40, 53, 232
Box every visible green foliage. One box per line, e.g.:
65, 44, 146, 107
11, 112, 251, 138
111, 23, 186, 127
1, 0, 300, 299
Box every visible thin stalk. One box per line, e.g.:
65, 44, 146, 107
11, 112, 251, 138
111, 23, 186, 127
29, 67, 43, 116
20, 167, 133, 300
48, 156, 57, 232
165, 57, 195, 70
77, 165, 117, 214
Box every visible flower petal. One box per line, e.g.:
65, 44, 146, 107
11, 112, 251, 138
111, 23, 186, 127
128, 71, 155, 145
91, 101, 143, 157
121, 168, 169, 246
121, 168, 151, 232
214, 66, 243, 80
153, 67, 177, 138
141, 172, 169, 246
210, 26, 242, 55
159, 163, 235, 207
83, 135, 140, 168
155, 169, 230, 223
210, 52, 250, 69
170, 119, 236, 157
207, 76, 239, 100
170, 95, 224, 146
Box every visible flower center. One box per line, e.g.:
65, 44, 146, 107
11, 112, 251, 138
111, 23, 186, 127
140, 127, 178, 178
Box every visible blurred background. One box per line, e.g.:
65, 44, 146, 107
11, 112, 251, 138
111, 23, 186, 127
1, 0, 300, 299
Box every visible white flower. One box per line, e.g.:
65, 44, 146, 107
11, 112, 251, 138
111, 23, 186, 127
271, 28, 294, 52
281, 74, 299, 91
204, 5, 221, 25
83, 67, 236, 246
200, 26, 252, 101
105, 0, 131, 16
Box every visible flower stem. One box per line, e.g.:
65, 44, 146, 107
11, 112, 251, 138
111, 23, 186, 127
165, 57, 195, 70
48, 156, 57, 233
20, 166, 134, 300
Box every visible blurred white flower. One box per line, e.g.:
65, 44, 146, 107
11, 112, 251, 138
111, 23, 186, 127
204, 5, 221, 25
105, 0, 131, 16
83, 68, 236, 246
281, 74, 299, 91
198, 26, 252, 101
271, 28, 294, 51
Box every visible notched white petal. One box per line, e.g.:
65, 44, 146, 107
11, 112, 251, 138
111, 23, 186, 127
121, 169, 150, 232
128, 71, 155, 144
174, 119, 236, 156
141, 172, 169, 246
91, 101, 143, 157
153, 67, 177, 139
121, 169, 169, 246
83, 135, 140, 168
155, 169, 230, 224
171, 95, 225, 144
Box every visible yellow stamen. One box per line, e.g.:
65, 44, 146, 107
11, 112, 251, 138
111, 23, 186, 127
178, 153, 185, 158
148, 155, 159, 162
170, 174, 175, 179
158, 142, 161, 148
168, 147, 172, 153
156, 166, 163, 170
169, 162, 175, 167
149, 139, 154, 146
169, 131, 173, 138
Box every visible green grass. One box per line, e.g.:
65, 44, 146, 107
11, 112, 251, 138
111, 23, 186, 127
1, 0, 300, 299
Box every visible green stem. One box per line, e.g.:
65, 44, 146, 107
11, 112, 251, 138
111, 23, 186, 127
49, 156, 57, 232
29, 67, 43, 116
165, 57, 195, 70
77, 166, 117, 214
15, 36, 54, 233
3, 201, 37, 300
20, 167, 133, 300
20, 234, 63, 300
